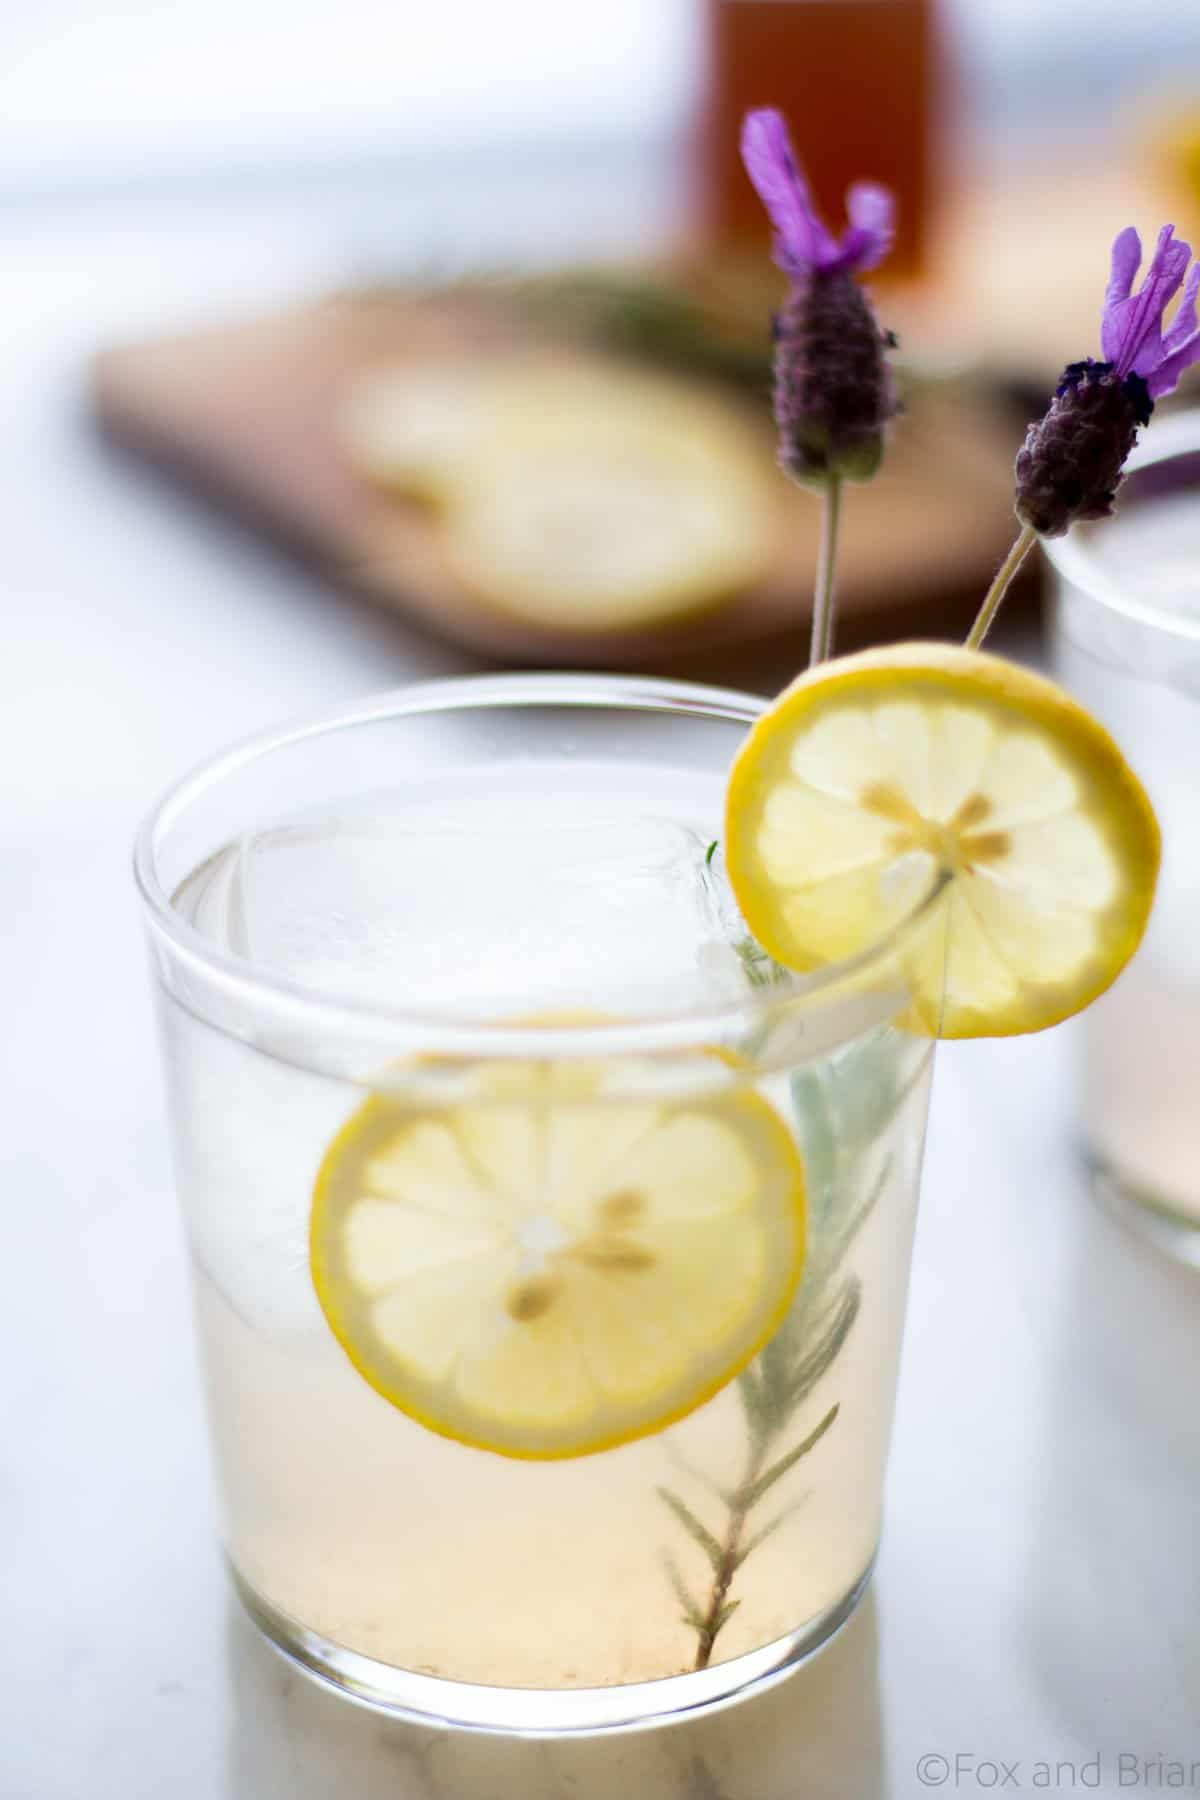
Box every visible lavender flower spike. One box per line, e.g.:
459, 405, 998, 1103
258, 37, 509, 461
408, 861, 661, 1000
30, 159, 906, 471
741, 108, 898, 489
1016, 225, 1200, 538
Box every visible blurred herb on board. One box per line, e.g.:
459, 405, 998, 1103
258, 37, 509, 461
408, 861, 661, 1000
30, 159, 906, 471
341, 263, 1045, 439
516, 267, 777, 394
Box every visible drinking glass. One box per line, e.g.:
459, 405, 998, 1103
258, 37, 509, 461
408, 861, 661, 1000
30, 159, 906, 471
1047, 412, 1200, 1266
134, 673, 945, 1733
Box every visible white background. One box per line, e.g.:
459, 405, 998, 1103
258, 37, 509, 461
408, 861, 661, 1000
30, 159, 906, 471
0, 0, 1196, 192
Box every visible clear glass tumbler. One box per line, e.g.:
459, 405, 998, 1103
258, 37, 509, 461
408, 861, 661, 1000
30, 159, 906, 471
1047, 411, 1200, 1266
134, 674, 944, 1733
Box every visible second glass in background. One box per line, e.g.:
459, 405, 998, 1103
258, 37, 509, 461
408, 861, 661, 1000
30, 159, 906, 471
1047, 412, 1200, 1266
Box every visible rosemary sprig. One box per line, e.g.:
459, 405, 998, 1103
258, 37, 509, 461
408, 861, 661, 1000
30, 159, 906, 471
662, 838, 930, 1667
517, 268, 775, 393
657, 1007, 925, 1668
683, 1400, 840, 1670
659, 1149, 889, 1669
695, 837, 791, 996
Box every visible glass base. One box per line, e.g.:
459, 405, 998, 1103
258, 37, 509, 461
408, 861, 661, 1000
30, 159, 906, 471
230, 1557, 875, 1737
1087, 1154, 1200, 1271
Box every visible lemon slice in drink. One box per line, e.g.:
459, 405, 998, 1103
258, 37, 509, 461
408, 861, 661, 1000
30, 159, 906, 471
310, 1065, 805, 1460
726, 643, 1160, 1039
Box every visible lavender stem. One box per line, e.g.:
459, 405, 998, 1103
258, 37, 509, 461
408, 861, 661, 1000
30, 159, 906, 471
809, 474, 844, 668
965, 524, 1038, 651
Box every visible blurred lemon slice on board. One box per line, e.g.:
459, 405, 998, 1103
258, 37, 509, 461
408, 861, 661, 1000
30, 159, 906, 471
311, 1064, 806, 1459
442, 371, 773, 630
341, 358, 774, 630
338, 360, 501, 505
726, 643, 1160, 1040
442, 444, 770, 631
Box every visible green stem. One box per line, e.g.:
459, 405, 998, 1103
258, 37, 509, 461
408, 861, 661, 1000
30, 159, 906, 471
809, 475, 844, 669
693, 1437, 765, 1671
691, 1399, 840, 1670
965, 524, 1038, 650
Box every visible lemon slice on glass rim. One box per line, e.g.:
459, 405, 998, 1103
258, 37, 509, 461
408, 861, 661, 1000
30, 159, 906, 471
726, 642, 1161, 1039
311, 1058, 806, 1460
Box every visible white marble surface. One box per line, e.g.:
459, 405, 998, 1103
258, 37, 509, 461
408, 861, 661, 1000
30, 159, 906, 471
2, 197, 1198, 1800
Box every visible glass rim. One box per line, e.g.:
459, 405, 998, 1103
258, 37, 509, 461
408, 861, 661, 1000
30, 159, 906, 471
133, 672, 947, 1061
1040, 406, 1200, 647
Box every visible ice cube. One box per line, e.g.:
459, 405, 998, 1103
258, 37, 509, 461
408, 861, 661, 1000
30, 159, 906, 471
187, 760, 773, 1021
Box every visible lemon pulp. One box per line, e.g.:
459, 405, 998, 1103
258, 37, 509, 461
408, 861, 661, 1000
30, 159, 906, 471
311, 1064, 806, 1459
726, 642, 1160, 1039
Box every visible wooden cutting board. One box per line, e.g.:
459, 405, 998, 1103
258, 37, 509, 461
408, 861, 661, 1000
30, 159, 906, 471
91, 281, 1028, 667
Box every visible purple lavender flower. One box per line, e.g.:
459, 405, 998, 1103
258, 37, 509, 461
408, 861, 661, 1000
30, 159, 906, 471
740, 108, 898, 489
1016, 225, 1200, 537
1103, 225, 1200, 398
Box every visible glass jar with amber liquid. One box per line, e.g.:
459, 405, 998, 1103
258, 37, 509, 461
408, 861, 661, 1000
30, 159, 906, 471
698, 0, 941, 283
